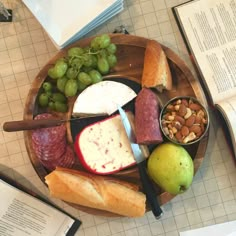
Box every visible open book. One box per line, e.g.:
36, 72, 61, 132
173, 0, 236, 158
0, 174, 81, 236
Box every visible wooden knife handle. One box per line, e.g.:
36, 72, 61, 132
3, 119, 63, 132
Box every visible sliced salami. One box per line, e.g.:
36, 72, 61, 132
31, 113, 75, 170
32, 113, 66, 146
57, 146, 75, 168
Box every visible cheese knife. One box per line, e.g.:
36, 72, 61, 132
117, 106, 163, 219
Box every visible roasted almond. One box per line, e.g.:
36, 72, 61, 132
181, 126, 189, 136
174, 115, 185, 125
175, 131, 183, 142
189, 125, 201, 133
196, 129, 203, 137
189, 103, 202, 111
166, 104, 174, 111
178, 104, 187, 117
185, 115, 196, 127
195, 116, 202, 124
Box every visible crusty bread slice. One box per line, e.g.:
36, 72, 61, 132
45, 167, 146, 217
141, 40, 172, 92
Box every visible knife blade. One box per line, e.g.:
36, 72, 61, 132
3, 114, 106, 132
117, 106, 163, 219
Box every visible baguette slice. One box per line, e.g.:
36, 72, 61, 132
45, 167, 146, 217
141, 40, 172, 92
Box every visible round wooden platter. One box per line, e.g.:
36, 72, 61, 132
23, 34, 209, 217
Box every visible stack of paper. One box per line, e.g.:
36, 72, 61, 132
22, 0, 124, 48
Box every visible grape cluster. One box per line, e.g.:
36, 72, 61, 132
38, 82, 68, 112
47, 34, 117, 98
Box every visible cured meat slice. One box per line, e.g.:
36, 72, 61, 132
135, 88, 163, 144
39, 146, 75, 171
31, 113, 75, 170
57, 146, 75, 168
32, 113, 66, 146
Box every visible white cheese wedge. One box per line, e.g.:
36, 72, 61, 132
72, 81, 137, 116
74, 112, 136, 174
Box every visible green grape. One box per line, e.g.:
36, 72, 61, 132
97, 57, 110, 74
64, 79, 78, 97
89, 70, 102, 84
57, 76, 67, 93
77, 72, 92, 86
90, 55, 97, 68
39, 93, 49, 107
43, 82, 52, 92
82, 66, 93, 73
99, 34, 111, 48
106, 43, 117, 54
83, 54, 93, 67
46, 91, 52, 97
77, 80, 88, 92
66, 67, 78, 79
48, 67, 58, 79
48, 101, 55, 110
91, 37, 100, 50
107, 54, 117, 68
67, 47, 84, 57
52, 92, 67, 103
99, 49, 108, 59
54, 101, 68, 113
54, 59, 68, 78
70, 58, 82, 69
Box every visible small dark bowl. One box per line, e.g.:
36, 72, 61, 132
160, 96, 209, 145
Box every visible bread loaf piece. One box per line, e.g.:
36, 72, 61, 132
141, 40, 172, 92
45, 167, 146, 217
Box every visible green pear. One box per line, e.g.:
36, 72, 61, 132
147, 142, 194, 195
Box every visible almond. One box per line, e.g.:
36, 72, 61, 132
189, 103, 202, 111
166, 104, 175, 111
181, 126, 189, 136
174, 115, 185, 125
189, 125, 201, 133
195, 116, 202, 124
175, 131, 183, 142
196, 129, 203, 137
185, 115, 196, 127
178, 104, 187, 117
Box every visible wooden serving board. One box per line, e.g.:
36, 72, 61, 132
23, 34, 209, 217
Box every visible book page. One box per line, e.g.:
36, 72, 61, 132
175, 0, 236, 104
0, 179, 77, 236
216, 97, 236, 157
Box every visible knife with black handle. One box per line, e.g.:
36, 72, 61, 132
137, 160, 163, 218
117, 106, 163, 219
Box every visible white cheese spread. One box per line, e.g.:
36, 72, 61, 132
72, 81, 137, 116
75, 112, 136, 174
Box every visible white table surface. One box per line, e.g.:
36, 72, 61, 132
0, 0, 236, 236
